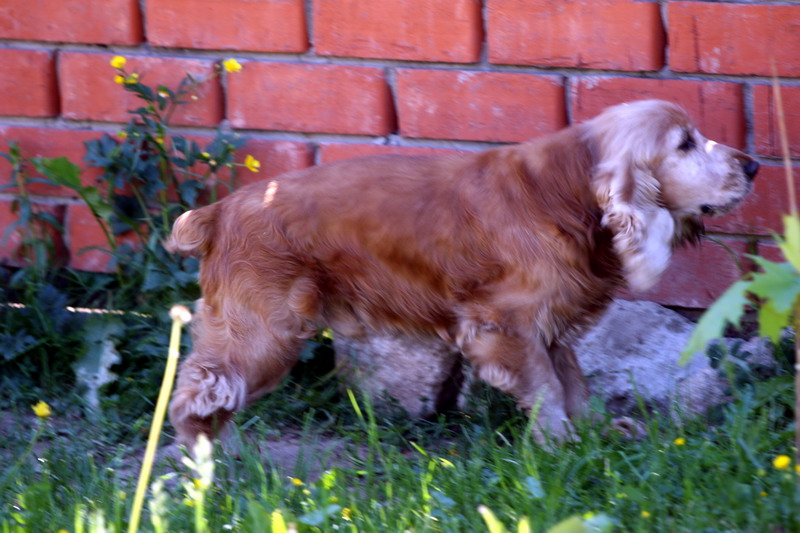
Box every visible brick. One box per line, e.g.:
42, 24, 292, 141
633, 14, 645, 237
571, 77, 746, 149
146, 0, 307, 52
711, 165, 800, 237
59, 52, 223, 127
319, 144, 463, 164
220, 139, 314, 192
669, 2, 800, 77
0, 50, 58, 118
397, 69, 566, 143
0, 200, 67, 268
637, 239, 749, 309
314, 0, 481, 63
66, 204, 137, 273
0, 0, 142, 45
755, 242, 785, 265
488, 0, 664, 71
753, 85, 800, 159
228, 62, 394, 135
0, 126, 105, 197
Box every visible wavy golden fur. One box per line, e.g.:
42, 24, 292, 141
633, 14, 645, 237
167, 100, 758, 445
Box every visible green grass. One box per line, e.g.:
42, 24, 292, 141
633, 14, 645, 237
1, 352, 797, 533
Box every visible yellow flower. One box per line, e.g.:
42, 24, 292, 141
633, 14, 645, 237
290, 477, 304, 486
302, 489, 311, 496
183, 499, 195, 507
674, 437, 686, 446
760, 491, 768, 498
795, 465, 800, 474
244, 154, 261, 173
223, 58, 242, 73
125, 73, 140, 85
757, 469, 767, 477
117, 490, 127, 500
110, 55, 126, 69
201, 152, 211, 159
156, 136, 165, 144
582, 512, 595, 520
117, 131, 128, 139
193, 478, 207, 490
114, 75, 125, 84
32, 401, 51, 418
57, 530, 70, 533
773, 455, 792, 470
641, 511, 651, 518
342, 507, 352, 521
329, 496, 339, 504
158, 90, 169, 98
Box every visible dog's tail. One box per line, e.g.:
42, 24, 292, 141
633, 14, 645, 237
165, 204, 217, 255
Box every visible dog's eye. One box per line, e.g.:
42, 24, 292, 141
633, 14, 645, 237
678, 132, 696, 152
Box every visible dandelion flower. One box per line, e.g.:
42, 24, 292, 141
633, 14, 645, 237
674, 437, 686, 446
796, 465, 800, 474
342, 507, 352, 521
760, 491, 767, 497
773, 455, 792, 470
114, 75, 125, 84
244, 154, 261, 173
290, 477, 304, 486
110, 55, 126, 69
641, 511, 651, 518
32, 401, 51, 418
201, 152, 211, 159
125, 73, 140, 85
117, 131, 128, 139
223, 58, 243, 73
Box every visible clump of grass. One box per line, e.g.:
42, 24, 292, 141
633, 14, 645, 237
1, 358, 797, 532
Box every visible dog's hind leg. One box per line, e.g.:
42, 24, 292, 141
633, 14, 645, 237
458, 324, 572, 442
169, 279, 317, 447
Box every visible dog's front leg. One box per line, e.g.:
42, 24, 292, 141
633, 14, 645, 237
457, 323, 573, 442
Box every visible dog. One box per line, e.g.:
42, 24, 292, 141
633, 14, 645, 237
166, 100, 758, 446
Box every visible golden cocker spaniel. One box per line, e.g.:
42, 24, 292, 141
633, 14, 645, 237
167, 100, 758, 445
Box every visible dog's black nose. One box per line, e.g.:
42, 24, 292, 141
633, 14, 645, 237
743, 159, 759, 181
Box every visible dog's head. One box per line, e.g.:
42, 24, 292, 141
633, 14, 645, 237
585, 100, 757, 291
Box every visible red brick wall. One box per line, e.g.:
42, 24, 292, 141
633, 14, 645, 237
0, 0, 798, 308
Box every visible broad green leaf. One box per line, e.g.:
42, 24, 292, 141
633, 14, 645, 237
478, 505, 508, 533
524, 476, 545, 499
584, 514, 614, 533
80, 187, 114, 220
32, 156, 81, 190
73, 318, 123, 417
681, 280, 751, 364
546, 516, 587, 533
748, 256, 800, 312
779, 214, 800, 271
757, 299, 790, 343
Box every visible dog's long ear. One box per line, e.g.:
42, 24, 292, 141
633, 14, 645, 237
165, 204, 217, 256
593, 158, 675, 293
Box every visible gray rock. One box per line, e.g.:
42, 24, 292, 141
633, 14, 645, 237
333, 331, 463, 418
332, 300, 776, 421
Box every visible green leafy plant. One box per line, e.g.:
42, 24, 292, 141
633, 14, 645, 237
0, 56, 260, 414
682, 77, 799, 466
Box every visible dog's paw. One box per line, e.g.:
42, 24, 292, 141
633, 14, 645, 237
607, 416, 647, 440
